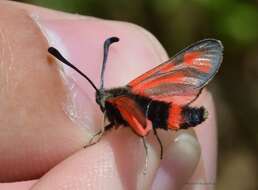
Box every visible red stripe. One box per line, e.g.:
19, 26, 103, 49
168, 104, 182, 129
132, 72, 186, 93
129, 62, 174, 87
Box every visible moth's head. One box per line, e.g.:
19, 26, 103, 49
96, 90, 106, 112
96, 90, 114, 112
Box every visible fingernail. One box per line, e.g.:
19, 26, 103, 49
151, 131, 201, 190
32, 16, 103, 133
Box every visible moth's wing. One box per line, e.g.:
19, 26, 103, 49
128, 39, 223, 105
107, 96, 151, 136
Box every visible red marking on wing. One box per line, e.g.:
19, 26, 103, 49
133, 72, 185, 91
107, 96, 152, 136
148, 94, 198, 104
167, 104, 182, 129
128, 39, 223, 105
129, 63, 174, 87
184, 52, 211, 73
184, 52, 200, 65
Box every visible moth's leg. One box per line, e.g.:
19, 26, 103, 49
84, 113, 111, 148
83, 123, 114, 148
104, 122, 114, 131
146, 100, 163, 159
153, 126, 164, 159
142, 137, 148, 175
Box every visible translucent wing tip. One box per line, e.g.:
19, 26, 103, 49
192, 39, 224, 87
200, 38, 224, 64
192, 38, 224, 52
197, 39, 224, 63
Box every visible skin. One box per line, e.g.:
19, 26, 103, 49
0, 1, 217, 190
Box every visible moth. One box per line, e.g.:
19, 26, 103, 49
48, 37, 223, 160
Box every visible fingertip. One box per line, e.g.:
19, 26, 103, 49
151, 130, 201, 190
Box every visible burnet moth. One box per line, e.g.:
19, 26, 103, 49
48, 37, 223, 161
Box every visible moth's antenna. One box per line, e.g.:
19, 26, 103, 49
48, 47, 98, 92
100, 37, 119, 90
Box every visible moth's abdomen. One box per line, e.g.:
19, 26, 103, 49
168, 105, 207, 129
180, 106, 207, 129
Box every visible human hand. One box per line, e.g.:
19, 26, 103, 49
0, 1, 217, 189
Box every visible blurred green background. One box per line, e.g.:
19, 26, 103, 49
15, 0, 258, 189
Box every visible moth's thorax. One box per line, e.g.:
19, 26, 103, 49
95, 87, 130, 112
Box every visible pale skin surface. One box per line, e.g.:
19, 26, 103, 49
0, 1, 217, 190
